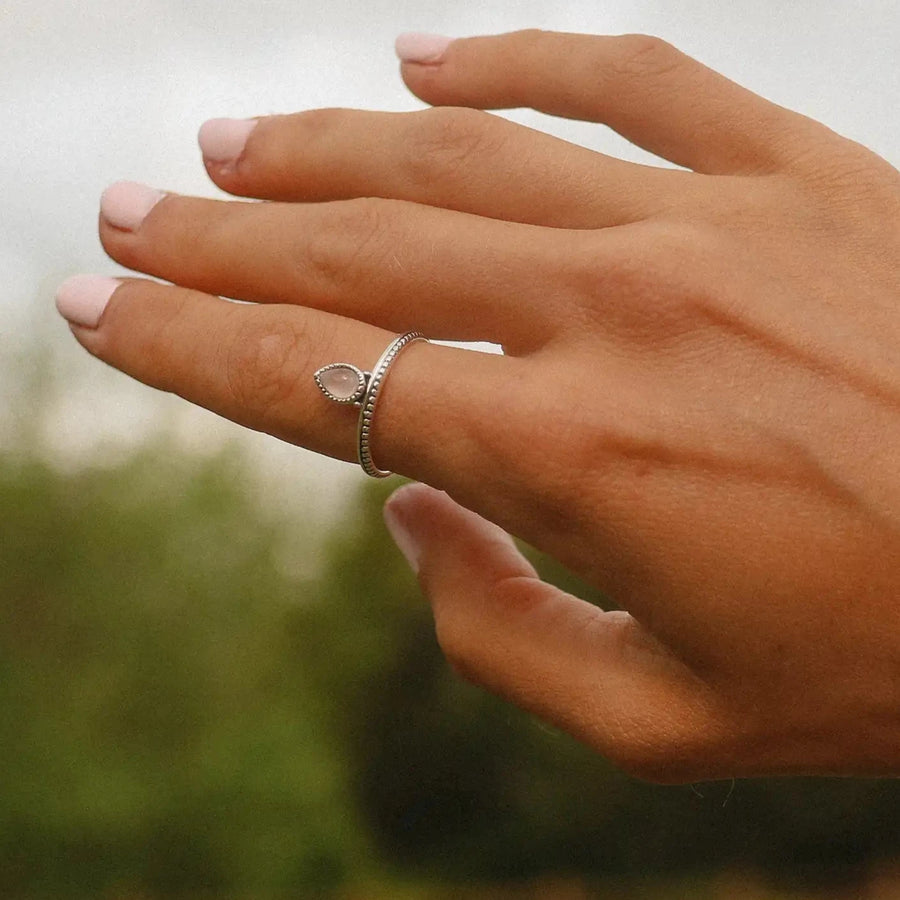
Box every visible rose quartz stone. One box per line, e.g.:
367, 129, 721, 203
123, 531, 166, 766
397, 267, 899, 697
320, 366, 360, 400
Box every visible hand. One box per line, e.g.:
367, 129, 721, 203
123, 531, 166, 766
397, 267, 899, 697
55, 30, 900, 782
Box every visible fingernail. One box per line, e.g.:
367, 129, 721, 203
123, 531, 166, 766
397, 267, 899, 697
100, 180, 164, 231
395, 32, 453, 63
55, 274, 120, 328
198, 118, 258, 167
383, 496, 422, 575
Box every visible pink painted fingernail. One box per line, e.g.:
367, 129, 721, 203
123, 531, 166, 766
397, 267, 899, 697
198, 118, 258, 166
395, 32, 453, 63
100, 180, 164, 231
55, 274, 120, 328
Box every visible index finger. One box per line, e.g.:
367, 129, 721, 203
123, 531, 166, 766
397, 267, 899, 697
398, 30, 839, 176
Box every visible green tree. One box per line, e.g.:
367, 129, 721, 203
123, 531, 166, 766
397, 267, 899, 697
3, 422, 898, 897
0, 443, 369, 897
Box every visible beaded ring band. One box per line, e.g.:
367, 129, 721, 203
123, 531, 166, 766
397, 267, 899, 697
314, 332, 428, 478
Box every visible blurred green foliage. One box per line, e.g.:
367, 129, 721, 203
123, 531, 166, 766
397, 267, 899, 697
2, 439, 899, 898
0, 446, 369, 896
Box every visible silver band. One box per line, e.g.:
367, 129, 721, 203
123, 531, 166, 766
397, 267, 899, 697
357, 332, 427, 477
314, 331, 427, 478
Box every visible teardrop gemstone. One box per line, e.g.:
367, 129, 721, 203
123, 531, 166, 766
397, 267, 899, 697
315, 364, 365, 402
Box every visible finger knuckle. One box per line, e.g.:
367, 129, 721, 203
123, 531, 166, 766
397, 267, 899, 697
568, 223, 729, 345
806, 148, 900, 222
293, 106, 347, 134
854, 167, 900, 227
132, 288, 199, 391
650, 226, 748, 333
224, 313, 309, 416
508, 27, 553, 48
303, 197, 396, 295
406, 106, 502, 185
606, 33, 684, 84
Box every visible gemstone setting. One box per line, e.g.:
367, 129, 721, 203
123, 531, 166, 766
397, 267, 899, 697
314, 363, 367, 404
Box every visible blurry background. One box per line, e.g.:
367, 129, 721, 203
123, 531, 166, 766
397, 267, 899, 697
2, 1, 899, 897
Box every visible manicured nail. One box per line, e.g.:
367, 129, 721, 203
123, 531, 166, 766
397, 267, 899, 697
198, 118, 258, 167
395, 32, 453, 63
383, 497, 422, 575
100, 180, 164, 231
55, 275, 120, 328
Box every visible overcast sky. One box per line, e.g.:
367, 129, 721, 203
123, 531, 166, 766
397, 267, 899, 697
2, 0, 898, 510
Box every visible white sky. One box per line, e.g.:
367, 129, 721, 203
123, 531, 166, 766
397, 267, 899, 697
1, 0, 898, 515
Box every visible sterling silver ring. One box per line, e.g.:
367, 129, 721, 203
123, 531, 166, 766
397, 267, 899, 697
314, 332, 427, 478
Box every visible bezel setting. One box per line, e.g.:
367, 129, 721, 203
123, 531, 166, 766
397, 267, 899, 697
313, 363, 368, 405
312, 332, 427, 477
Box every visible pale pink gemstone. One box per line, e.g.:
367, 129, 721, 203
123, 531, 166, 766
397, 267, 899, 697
320, 366, 360, 400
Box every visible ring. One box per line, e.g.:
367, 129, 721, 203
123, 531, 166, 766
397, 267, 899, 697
314, 332, 428, 478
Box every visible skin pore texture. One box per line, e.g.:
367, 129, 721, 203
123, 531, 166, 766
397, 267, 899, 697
55, 30, 900, 783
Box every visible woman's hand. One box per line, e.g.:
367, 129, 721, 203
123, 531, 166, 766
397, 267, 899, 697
56, 30, 900, 782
